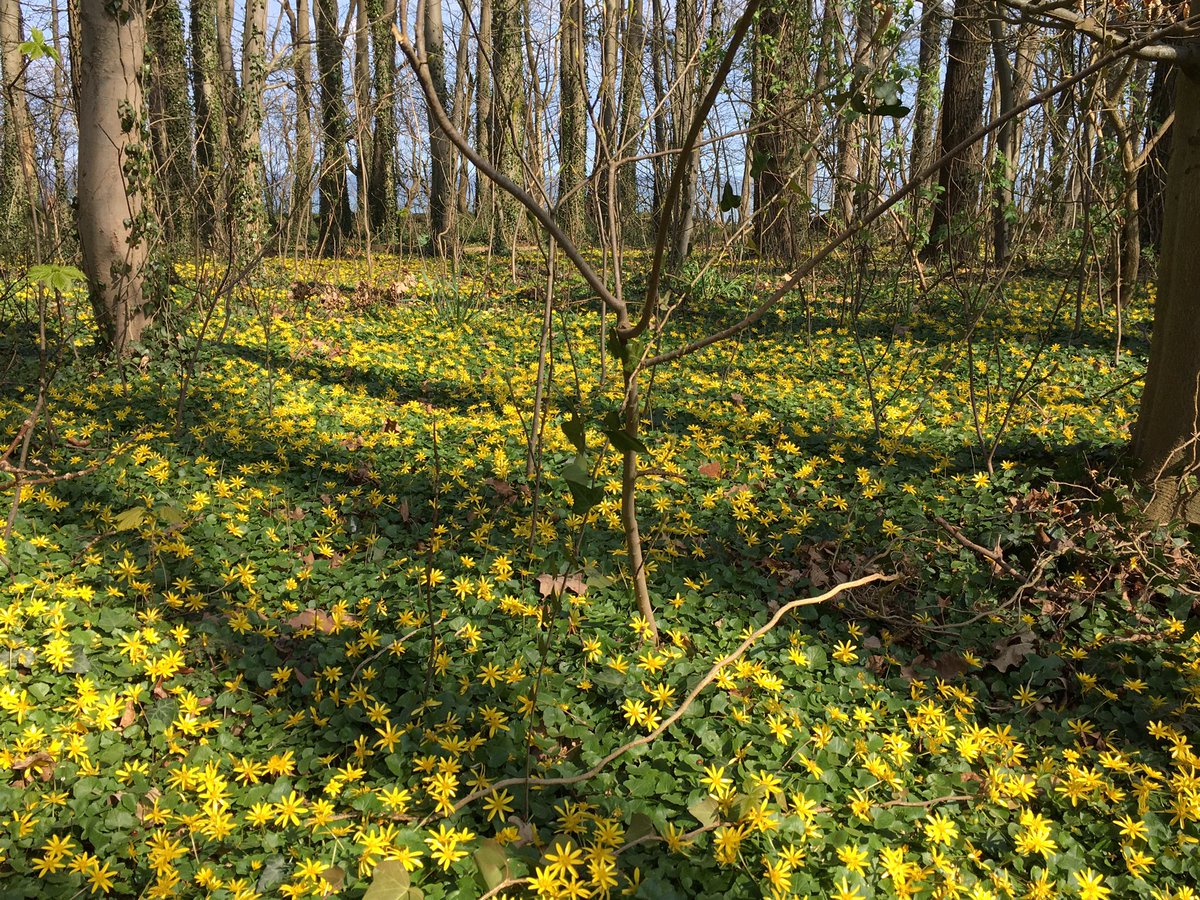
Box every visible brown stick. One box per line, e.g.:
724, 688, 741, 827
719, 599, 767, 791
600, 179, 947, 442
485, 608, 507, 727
436, 572, 897, 820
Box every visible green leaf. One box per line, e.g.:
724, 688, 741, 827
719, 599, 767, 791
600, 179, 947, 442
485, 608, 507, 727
113, 507, 146, 532
606, 331, 628, 365
363, 860, 411, 900
688, 797, 719, 827
719, 180, 741, 213
26, 264, 85, 293
600, 410, 648, 455
473, 839, 508, 889
750, 151, 771, 179
626, 812, 655, 843
561, 408, 587, 454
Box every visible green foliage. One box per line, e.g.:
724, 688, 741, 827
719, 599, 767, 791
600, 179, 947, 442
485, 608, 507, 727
0, 256, 1195, 899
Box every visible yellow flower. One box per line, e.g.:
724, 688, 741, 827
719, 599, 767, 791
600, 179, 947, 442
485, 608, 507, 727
832, 640, 858, 664
1072, 868, 1110, 900
923, 811, 959, 846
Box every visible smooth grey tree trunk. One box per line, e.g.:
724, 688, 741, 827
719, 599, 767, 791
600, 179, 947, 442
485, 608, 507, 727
77, 0, 151, 354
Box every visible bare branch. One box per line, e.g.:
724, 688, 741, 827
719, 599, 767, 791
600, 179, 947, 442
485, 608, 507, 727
392, 11, 629, 326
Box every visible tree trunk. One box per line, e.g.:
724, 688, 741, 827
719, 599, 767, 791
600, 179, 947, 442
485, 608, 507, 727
316, 0, 354, 254
558, 0, 587, 242
1138, 63, 1173, 259
988, 4, 1015, 265
475, 0, 493, 227
1133, 53, 1200, 523
368, 0, 399, 244
667, 0, 702, 268
0, 0, 41, 246
235, 0, 267, 250
490, 0, 525, 249
190, 0, 226, 249
425, 0, 455, 253
590, 0, 619, 236
615, 0, 645, 241
355, 0, 372, 242
752, 0, 806, 262
909, 0, 945, 228
77, 0, 151, 355
146, 0, 193, 247
922, 0, 988, 264
286, 0, 315, 240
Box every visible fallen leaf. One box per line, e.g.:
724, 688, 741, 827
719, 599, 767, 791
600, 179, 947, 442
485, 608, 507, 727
535, 572, 588, 598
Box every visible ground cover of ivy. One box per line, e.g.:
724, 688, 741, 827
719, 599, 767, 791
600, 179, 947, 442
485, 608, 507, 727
0, 255, 1197, 900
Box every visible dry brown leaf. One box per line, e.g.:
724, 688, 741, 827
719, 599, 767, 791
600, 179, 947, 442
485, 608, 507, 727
535, 572, 588, 598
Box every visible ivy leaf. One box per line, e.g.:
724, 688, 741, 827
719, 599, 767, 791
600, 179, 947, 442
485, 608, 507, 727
561, 407, 587, 454
562, 454, 604, 513
363, 860, 411, 900
474, 839, 508, 890
600, 410, 648, 455
719, 180, 741, 213
113, 507, 146, 532
750, 151, 771, 179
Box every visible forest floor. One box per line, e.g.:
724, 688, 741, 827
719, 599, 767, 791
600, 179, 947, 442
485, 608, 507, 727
0, 254, 1197, 899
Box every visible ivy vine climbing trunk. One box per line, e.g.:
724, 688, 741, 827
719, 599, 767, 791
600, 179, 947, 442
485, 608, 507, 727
0, 0, 41, 249
316, 0, 354, 254
77, 0, 152, 355
147, 0, 193, 248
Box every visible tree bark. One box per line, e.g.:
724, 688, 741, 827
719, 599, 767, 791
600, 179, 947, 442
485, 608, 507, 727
425, 0, 455, 253
590, 0, 619, 236
616, 0, 645, 240
190, 0, 227, 249
752, 0, 806, 261
286, 0, 316, 239
77, 0, 151, 355
909, 0, 945, 228
490, 0, 525, 249
0, 0, 41, 246
368, 0, 399, 244
316, 0, 354, 254
1133, 49, 1200, 523
475, 0, 493, 227
667, 0, 702, 268
147, 0, 194, 247
558, 0, 587, 242
922, 0, 988, 264
235, 0, 268, 248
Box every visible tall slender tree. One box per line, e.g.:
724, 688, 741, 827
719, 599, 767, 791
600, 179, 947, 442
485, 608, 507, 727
368, 0, 399, 244
489, 0, 525, 249
285, 0, 316, 238
316, 0, 354, 253
425, 0, 454, 252
77, 0, 151, 354
558, 0, 587, 242
190, 0, 227, 248
0, 0, 41, 247
909, 0, 944, 228
147, 0, 194, 247
922, 0, 988, 263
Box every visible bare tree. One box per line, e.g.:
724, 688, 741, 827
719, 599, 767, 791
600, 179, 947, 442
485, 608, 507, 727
922, 0, 988, 263
316, 0, 354, 253
1, 0, 41, 247
77, 0, 151, 354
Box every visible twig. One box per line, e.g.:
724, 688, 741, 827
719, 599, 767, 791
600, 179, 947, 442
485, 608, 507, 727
438, 572, 897, 819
